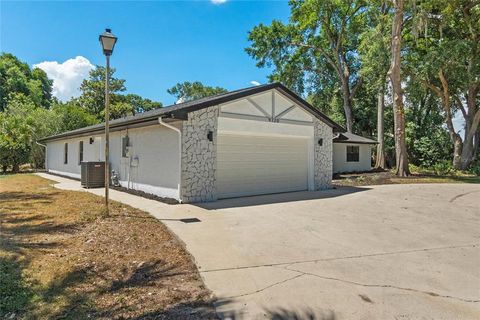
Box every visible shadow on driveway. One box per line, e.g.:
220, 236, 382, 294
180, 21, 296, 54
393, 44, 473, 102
194, 186, 369, 210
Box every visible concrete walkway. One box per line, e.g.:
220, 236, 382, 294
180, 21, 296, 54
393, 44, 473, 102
36, 173, 480, 319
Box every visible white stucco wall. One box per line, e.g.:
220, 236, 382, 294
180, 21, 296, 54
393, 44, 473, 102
45, 88, 337, 202
332, 143, 373, 173
46, 135, 103, 179
110, 124, 181, 199
46, 123, 181, 199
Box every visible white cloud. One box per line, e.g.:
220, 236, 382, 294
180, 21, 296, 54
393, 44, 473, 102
211, 0, 227, 4
250, 80, 261, 86
34, 56, 94, 102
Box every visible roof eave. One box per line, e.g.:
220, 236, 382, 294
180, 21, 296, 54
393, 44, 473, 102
333, 140, 378, 145
38, 82, 346, 142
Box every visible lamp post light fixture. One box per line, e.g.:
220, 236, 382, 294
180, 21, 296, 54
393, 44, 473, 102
99, 28, 117, 215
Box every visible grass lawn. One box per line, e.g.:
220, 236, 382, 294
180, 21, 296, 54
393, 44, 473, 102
0, 174, 214, 319
333, 170, 480, 187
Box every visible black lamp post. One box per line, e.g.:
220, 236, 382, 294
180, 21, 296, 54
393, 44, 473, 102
99, 28, 117, 215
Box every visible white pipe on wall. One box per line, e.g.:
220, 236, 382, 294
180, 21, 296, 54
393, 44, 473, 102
158, 118, 182, 202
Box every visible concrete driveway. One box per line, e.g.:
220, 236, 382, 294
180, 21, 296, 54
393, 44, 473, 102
167, 184, 480, 319
39, 174, 480, 319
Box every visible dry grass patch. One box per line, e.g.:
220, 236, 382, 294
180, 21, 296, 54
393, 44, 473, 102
0, 174, 215, 319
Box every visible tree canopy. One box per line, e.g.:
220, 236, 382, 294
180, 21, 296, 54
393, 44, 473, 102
404, 0, 480, 170
167, 81, 227, 102
1, 0, 480, 175
0, 53, 162, 172
78, 67, 162, 120
0, 53, 53, 111
247, 0, 480, 173
246, 0, 367, 132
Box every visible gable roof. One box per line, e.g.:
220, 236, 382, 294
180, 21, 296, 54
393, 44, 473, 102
333, 132, 377, 144
38, 83, 344, 143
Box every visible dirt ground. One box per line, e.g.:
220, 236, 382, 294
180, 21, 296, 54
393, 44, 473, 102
333, 169, 480, 187
0, 174, 216, 319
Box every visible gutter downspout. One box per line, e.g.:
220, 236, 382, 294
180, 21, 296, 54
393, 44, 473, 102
158, 117, 182, 203
36, 141, 48, 171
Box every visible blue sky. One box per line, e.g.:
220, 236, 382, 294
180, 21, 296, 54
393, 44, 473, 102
1, 1, 290, 105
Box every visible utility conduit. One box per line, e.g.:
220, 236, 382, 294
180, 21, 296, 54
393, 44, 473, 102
158, 117, 182, 202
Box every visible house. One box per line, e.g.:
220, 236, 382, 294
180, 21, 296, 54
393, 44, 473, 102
333, 132, 377, 173
39, 83, 347, 203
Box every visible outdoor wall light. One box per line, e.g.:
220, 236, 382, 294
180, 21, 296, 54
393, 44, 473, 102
318, 138, 323, 146
89, 137, 94, 144
207, 131, 213, 142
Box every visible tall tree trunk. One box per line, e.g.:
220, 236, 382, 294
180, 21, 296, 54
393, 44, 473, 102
438, 73, 463, 169
460, 121, 480, 170
340, 78, 354, 132
423, 72, 472, 170
474, 130, 479, 158
389, 0, 410, 177
459, 86, 480, 170
291, 42, 358, 133
453, 136, 463, 169
375, 87, 386, 169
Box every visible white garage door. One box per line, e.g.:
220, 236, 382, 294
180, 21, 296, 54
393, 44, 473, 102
217, 133, 309, 199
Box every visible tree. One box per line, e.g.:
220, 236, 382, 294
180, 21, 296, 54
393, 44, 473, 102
359, 1, 392, 169
78, 67, 162, 120
405, 82, 452, 167
0, 94, 36, 172
120, 94, 162, 113
0, 53, 56, 170
246, 0, 367, 132
406, 0, 480, 170
51, 100, 99, 133
104, 94, 163, 119
167, 81, 227, 102
0, 53, 53, 110
30, 107, 59, 168
389, 0, 410, 176
0, 53, 163, 170
78, 66, 126, 119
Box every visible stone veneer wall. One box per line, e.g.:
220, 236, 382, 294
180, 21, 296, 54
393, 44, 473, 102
180, 106, 219, 203
314, 118, 333, 190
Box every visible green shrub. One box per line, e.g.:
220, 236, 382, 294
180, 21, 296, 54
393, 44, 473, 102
467, 159, 480, 176
431, 160, 453, 176
408, 163, 422, 174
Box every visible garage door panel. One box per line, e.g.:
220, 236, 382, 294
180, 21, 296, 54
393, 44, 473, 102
218, 147, 306, 154
217, 133, 309, 199
218, 163, 306, 173
218, 155, 306, 163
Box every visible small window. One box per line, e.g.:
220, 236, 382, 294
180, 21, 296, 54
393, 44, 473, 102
64, 143, 68, 164
122, 136, 129, 158
346, 145, 359, 162
78, 141, 84, 165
